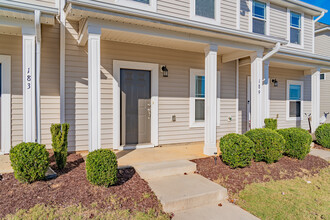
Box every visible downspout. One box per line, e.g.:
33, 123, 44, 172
262, 42, 281, 61
313, 11, 325, 53
60, 0, 66, 123
35, 10, 41, 143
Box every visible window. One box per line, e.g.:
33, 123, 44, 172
116, 0, 156, 12
190, 0, 220, 24
190, 69, 220, 127
290, 12, 301, 44
286, 80, 303, 120
320, 73, 325, 80
252, 0, 266, 35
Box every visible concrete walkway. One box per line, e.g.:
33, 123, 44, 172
310, 148, 330, 162
135, 159, 259, 220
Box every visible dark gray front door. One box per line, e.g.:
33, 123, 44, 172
120, 69, 151, 145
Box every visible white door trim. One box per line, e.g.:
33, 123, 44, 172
0, 55, 11, 154
113, 60, 159, 150
247, 76, 251, 132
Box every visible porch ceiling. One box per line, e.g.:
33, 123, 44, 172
101, 28, 239, 55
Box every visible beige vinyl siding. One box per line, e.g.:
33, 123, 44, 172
315, 32, 330, 57
269, 67, 311, 130
221, 0, 237, 29
157, 0, 189, 19
240, 0, 250, 31
320, 73, 330, 123
269, 4, 287, 39
40, 23, 60, 148
11, 0, 56, 8
303, 14, 313, 53
0, 34, 23, 147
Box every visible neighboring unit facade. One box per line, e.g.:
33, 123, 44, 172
0, 0, 330, 155
315, 22, 330, 124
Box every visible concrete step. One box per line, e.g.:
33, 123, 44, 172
148, 174, 228, 213
173, 202, 260, 220
134, 160, 196, 180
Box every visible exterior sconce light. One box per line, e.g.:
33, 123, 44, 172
272, 79, 278, 87
161, 65, 168, 77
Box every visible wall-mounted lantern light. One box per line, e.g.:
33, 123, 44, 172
272, 78, 278, 87
161, 65, 168, 77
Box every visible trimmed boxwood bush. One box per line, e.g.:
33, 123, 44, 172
51, 123, 70, 170
315, 123, 330, 148
245, 128, 285, 164
86, 149, 118, 187
10, 142, 49, 183
264, 118, 277, 130
220, 133, 255, 168
277, 128, 312, 160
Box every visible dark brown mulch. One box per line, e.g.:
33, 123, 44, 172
192, 155, 329, 197
0, 153, 164, 218
313, 142, 330, 151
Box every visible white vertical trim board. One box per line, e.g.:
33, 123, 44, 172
88, 33, 101, 152
0, 55, 11, 153
60, 0, 66, 123
236, 60, 239, 133
22, 35, 36, 143
250, 52, 263, 129
113, 60, 159, 150
189, 69, 220, 128
311, 69, 320, 132
286, 80, 304, 121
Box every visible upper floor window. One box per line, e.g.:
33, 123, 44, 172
116, 0, 156, 12
252, 0, 266, 35
190, 0, 220, 24
290, 12, 302, 44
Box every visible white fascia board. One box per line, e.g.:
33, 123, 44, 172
270, 0, 326, 16
68, 1, 287, 45
0, 0, 58, 15
278, 48, 330, 64
315, 27, 330, 34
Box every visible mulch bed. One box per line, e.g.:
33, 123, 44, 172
192, 155, 329, 197
0, 153, 164, 218
313, 142, 330, 151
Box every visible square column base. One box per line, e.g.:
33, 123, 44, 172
203, 143, 218, 156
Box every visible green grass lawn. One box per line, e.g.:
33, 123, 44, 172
238, 167, 330, 220
4, 204, 170, 220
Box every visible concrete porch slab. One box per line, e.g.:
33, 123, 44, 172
134, 160, 196, 180
148, 173, 228, 213
173, 202, 260, 220
310, 148, 330, 162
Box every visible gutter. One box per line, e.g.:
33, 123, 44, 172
0, 0, 58, 15
68, 0, 287, 45
262, 42, 282, 61
35, 10, 41, 144
314, 11, 325, 23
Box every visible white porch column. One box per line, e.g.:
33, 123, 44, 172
22, 32, 36, 142
311, 68, 321, 133
263, 60, 270, 121
88, 31, 101, 152
204, 44, 218, 156
250, 51, 263, 129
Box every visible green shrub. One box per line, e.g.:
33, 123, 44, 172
315, 123, 330, 148
277, 128, 312, 160
51, 123, 70, 170
245, 128, 285, 164
220, 133, 255, 168
86, 149, 118, 187
264, 118, 277, 130
10, 142, 49, 183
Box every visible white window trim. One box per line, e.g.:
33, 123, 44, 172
249, 0, 270, 35
115, 0, 157, 12
287, 9, 304, 49
189, 68, 220, 128
0, 55, 11, 154
286, 80, 304, 121
190, 0, 221, 25
113, 60, 159, 149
